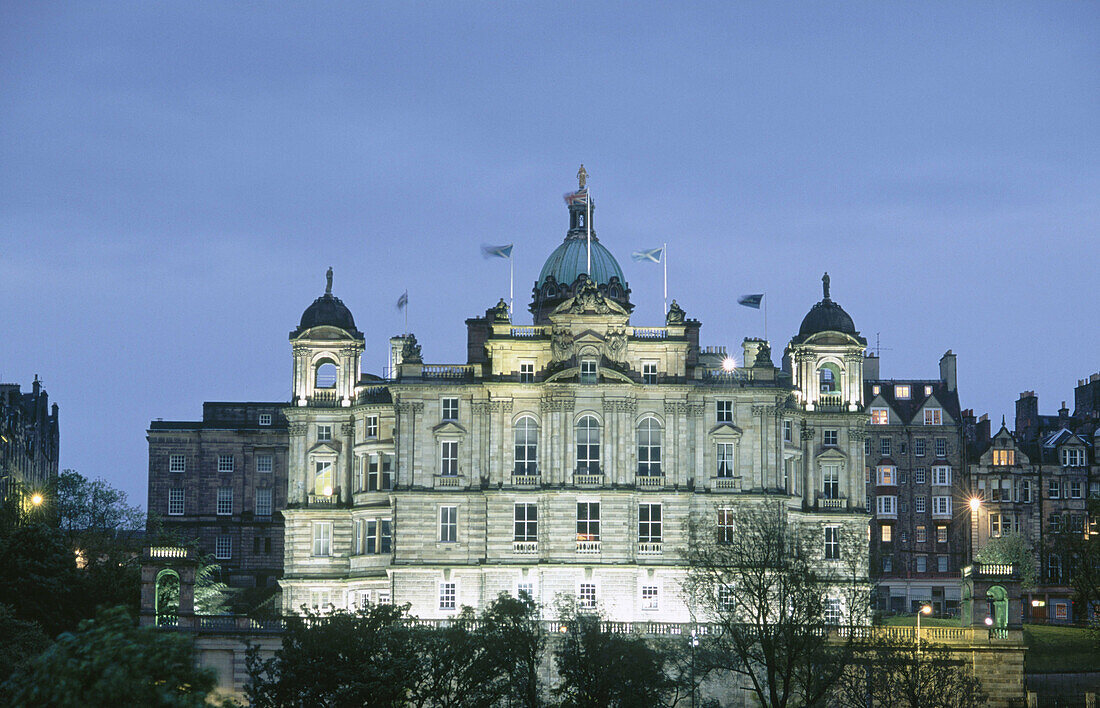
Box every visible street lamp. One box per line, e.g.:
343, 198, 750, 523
30, 493, 43, 506
916, 604, 932, 657
690, 629, 699, 708
968, 497, 981, 566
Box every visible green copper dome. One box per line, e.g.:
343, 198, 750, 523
537, 237, 626, 289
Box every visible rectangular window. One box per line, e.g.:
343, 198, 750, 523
379, 520, 393, 553
317, 425, 332, 442
215, 535, 231, 560
439, 582, 456, 610
716, 400, 733, 423
881, 524, 893, 543
880, 437, 892, 457
310, 589, 332, 612
895, 385, 910, 399
440, 506, 457, 543
442, 397, 459, 421
514, 503, 538, 542
871, 408, 889, 425
168, 489, 184, 516
169, 455, 186, 473
312, 522, 332, 556
1049, 480, 1060, 499
924, 408, 943, 425
314, 461, 333, 496
937, 556, 948, 573
1020, 480, 1031, 503
1054, 602, 1068, 620
825, 598, 842, 625
519, 361, 535, 383
1050, 513, 1063, 534
993, 449, 1014, 466
255, 488, 273, 517
990, 513, 1002, 538
935, 438, 947, 458
639, 503, 662, 543
824, 525, 840, 559
218, 455, 234, 473
915, 496, 927, 513
642, 361, 658, 384
578, 583, 597, 609
355, 456, 366, 492
915, 468, 927, 485
822, 465, 840, 500
377, 591, 391, 605
1069, 481, 1083, 499
916, 556, 927, 573
865, 438, 872, 456
217, 487, 233, 515
717, 508, 735, 544
258, 413, 272, 426
517, 582, 534, 599
440, 441, 459, 476
823, 429, 838, 447
877, 466, 896, 486
365, 453, 393, 491
783, 420, 793, 443
932, 496, 951, 516
916, 525, 927, 543
914, 438, 926, 457
882, 556, 893, 573
932, 466, 951, 486
257, 454, 273, 474
936, 525, 948, 543
716, 443, 735, 477
577, 502, 600, 542
877, 496, 897, 517
363, 519, 393, 554
924, 385, 934, 396
366, 415, 379, 438
1062, 448, 1084, 467
718, 585, 736, 612
641, 585, 659, 611
579, 359, 598, 384
872, 384, 881, 396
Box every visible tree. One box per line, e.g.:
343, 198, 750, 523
975, 532, 1038, 589
245, 603, 421, 707
0, 522, 81, 636
408, 607, 503, 708
681, 501, 869, 708
476, 593, 545, 708
194, 562, 231, 615
553, 607, 690, 708
0, 603, 51, 685
0, 606, 218, 707
1050, 498, 1100, 632
832, 635, 985, 708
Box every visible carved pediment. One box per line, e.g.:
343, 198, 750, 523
552, 280, 629, 318
432, 421, 468, 438
309, 441, 341, 456
709, 422, 743, 439
815, 447, 848, 462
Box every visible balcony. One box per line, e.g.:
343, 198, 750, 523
576, 540, 601, 554
421, 364, 476, 380
434, 475, 463, 489
712, 476, 740, 491
307, 390, 341, 407
817, 497, 848, 510
638, 542, 663, 555
817, 392, 844, 409
511, 473, 541, 487
307, 492, 338, 507
636, 475, 664, 490
632, 327, 668, 340
574, 469, 604, 487
512, 541, 538, 555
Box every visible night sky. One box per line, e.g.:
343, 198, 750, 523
1, 3, 1097, 507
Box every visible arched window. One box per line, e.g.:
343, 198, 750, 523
576, 416, 600, 474
818, 363, 841, 393
514, 417, 538, 475
315, 361, 338, 389
637, 418, 662, 476
155, 569, 180, 627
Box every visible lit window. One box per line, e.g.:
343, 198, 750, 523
440, 506, 457, 543
439, 582, 456, 610
169, 455, 186, 473
440, 441, 459, 476
217, 488, 233, 515
915, 496, 927, 513
312, 522, 332, 556
716, 443, 735, 478
915, 525, 927, 543
642, 361, 658, 384
442, 397, 459, 421
992, 449, 1015, 466
215, 536, 231, 560
317, 425, 332, 442
255, 488, 273, 517
895, 385, 910, 399
877, 466, 896, 485
932, 466, 951, 486
936, 525, 948, 543
218, 455, 234, 473
1062, 448, 1084, 467
914, 439, 926, 457
514, 503, 537, 542
823, 465, 840, 500
639, 503, 662, 543
168, 489, 184, 516
935, 438, 947, 457
314, 461, 333, 496
783, 420, 793, 443
366, 416, 379, 438
881, 523, 893, 542
824, 526, 840, 559
717, 508, 735, 544
924, 408, 943, 426
641, 585, 659, 611
819, 365, 839, 393
924, 385, 933, 397
871, 409, 889, 425
257, 454, 273, 473
258, 413, 272, 426
872, 385, 881, 396
1054, 602, 1068, 620
823, 429, 838, 447
578, 583, 597, 609
716, 400, 733, 423
877, 496, 897, 517
579, 359, 598, 384
575, 416, 601, 474
514, 417, 539, 475
636, 418, 662, 476
519, 361, 535, 383
932, 496, 952, 516
576, 502, 600, 542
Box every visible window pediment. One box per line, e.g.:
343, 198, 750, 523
433, 421, 468, 438
816, 447, 848, 462
709, 422, 743, 440
309, 441, 341, 456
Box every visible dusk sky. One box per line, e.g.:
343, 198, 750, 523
1, 3, 1097, 507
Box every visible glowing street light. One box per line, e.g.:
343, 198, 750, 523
917, 604, 933, 657
721, 357, 737, 372
969, 497, 981, 511
30, 493, 43, 506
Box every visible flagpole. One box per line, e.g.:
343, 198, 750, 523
763, 292, 768, 343
662, 242, 668, 316
404, 291, 408, 336
586, 191, 592, 277
509, 253, 514, 318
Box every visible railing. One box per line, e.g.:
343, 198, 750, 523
198, 615, 238, 631
307, 493, 338, 507
148, 546, 188, 559
308, 390, 340, 407
818, 392, 844, 408
511, 474, 540, 486
638, 542, 663, 555
713, 477, 739, 490
632, 327, 668, 340
576, 540, 601, 554
819, 497, 847, 510
421, 364, 476, 379
636, 475, 664, 489
435, 475, 462, 488
512, 541, 538, 554
357, 386, 390, 405
574, 473, 604, 487
703, 369, 748, 383
962, 562, 1019, 578
510, 326, 548, 338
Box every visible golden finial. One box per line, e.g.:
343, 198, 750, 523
577, 164, 588, 190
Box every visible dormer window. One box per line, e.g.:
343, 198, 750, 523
895, 385, 910, 399
924, 409, 943, 426
1062, 447, 1084, 468
580, 359, 598, 384
924, 385, 933, 396
870, 408, 888, 425
872, 385, 881, 396
992, 449, 1015, 466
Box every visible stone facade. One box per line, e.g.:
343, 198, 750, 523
147, 402, 289, 588
0, 375, 59, 505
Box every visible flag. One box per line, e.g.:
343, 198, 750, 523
481, 243, 513, 259
631, 247, 664, 264
738, 294, 764, 309
396, 291, 408, 310
563, 189, 588, 205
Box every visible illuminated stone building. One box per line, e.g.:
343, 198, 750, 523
0, 375, 59, 506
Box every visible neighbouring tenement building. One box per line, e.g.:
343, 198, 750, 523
862, 352, 968, 616
278, 176, 871, 621
0, 375, 60, 506
147, 402, 289, 588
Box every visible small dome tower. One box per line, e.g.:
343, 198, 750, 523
787, 272, 867, 411
290, 267, 364, 407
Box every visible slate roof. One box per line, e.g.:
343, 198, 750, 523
864, 379, 962, 424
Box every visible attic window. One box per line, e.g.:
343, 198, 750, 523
872, 385, 881, 396
580, 359, 598, 384
895, 385, 910, 399
924, 385, 933, 396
